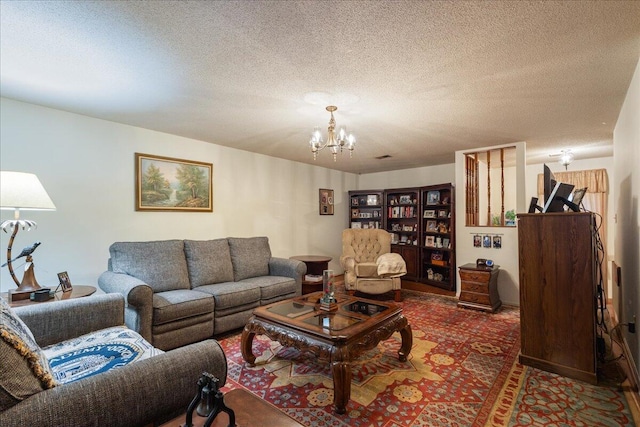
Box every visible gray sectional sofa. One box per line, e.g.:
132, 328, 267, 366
98, 237, 306, 350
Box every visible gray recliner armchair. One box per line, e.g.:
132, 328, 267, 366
0, 294, 227, 427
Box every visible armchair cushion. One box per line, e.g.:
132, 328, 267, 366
0, 298, 56, 411
184, 239, 234, 286
44, 326, 163, 385
228, 237, 271, 281
109, 240, 190, 292
355, 262, 379, 278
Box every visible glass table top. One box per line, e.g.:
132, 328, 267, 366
263, 294, 392, 332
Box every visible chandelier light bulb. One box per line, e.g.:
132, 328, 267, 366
559, 149, 574, 170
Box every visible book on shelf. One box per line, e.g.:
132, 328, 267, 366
304, 274, 323, 282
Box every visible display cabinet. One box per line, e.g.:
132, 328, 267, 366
385, 187, 420, 280
420, 184, 455, 290
348, 190, 384, 229
346, 184, 455, 289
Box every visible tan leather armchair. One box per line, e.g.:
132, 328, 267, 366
340, 229, 407, 302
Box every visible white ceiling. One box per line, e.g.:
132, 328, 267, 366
1, 1, 639, 174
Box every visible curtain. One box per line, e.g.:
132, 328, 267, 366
537, 168, 609, 292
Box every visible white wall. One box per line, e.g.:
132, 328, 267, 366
357, 164, 455, 190
0, 98, 356, 292
613, 58, 640, 377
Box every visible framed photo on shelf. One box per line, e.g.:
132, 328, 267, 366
425, 236, 435, 247
426, 220, 437, 231
399, 195, 412, 204
424, 210, 436, 218
319, 188, 334, 215
443, 237, 450, 248
351, 198, 359, 206
438, 210, 447, 218
366, 195, 378, 205
351, 222, 362, 229
135, 153, 213, 212
426, 191, 440, 205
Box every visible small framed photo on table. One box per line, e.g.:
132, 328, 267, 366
57, 271, 73, 292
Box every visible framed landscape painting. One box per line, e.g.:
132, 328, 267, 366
135, 153, 213, 212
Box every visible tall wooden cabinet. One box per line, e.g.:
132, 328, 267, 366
517, 212, 598, 384
420, 184, 455, 290
385, 188, 420, 281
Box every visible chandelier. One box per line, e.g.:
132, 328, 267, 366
559, 149, 574, 170
309, 106, 356, 161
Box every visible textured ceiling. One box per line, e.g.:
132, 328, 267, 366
1, 1, 639, 174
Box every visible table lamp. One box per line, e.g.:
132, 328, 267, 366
0, 171, 56, 298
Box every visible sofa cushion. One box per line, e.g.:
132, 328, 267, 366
228, 237, 271, 281
184, 239, 234, 287
43, 326, 164, 385
109, 240, 190, 292
239, 276, 298, 301
195, 282, 261, 311
0, 298, 57, 411
152, 290, 215, 325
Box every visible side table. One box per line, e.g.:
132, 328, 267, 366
1, 285, 97, 308
289, 255, 332, 294
457, 263, 501, 312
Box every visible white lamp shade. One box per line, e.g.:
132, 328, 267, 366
0, 171, 56, 211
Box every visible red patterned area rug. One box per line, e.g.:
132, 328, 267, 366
218, 291, 634, 426
490, 361, 636, 426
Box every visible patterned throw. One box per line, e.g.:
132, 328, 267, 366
218, 291, 635, 426
44, 326, 163, 384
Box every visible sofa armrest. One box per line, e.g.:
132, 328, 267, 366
1, 339, 227, 427
13, 293, 125, 347
98, 271, 153, 342
269, 257, 306, 280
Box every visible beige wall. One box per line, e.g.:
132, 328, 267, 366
0, 98, 356, 292
613, 58, 640, 377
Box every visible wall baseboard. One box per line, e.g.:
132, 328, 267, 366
608, 304, 640, 423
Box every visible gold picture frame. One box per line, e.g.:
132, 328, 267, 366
319, 188, 334, 215
135, 153, 213, 212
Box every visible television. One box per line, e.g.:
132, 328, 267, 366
542, 181, 575, 212
543, 164, 556, 208
529, 165, 586, 213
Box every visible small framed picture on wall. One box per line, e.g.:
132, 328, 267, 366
319, 189, 334, 215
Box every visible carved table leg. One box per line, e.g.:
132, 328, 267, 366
241, 321, 257, 367
331, 345, 352, 415
398, 322, 412, 362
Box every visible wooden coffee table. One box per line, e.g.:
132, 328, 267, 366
241, 292, 412, 414
158, 388, 304, 427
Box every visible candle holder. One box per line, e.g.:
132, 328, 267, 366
320, 270, 337, 311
